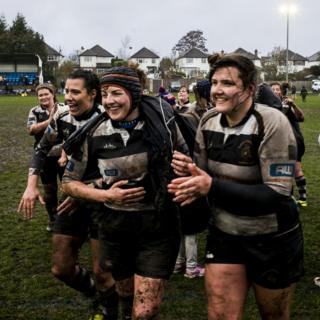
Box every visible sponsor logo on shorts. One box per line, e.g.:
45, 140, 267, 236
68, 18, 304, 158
269, 163, 294, 177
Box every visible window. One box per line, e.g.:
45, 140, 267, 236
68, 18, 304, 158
138, 59, 144, 64
152, 59, 156, 64
186, 58, 193, 64
201, 58, 207, 63
84, 57, 92, 62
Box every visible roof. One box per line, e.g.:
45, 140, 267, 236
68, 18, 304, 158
308, 51, 320, 62
130, 47, 159, 59
285, 49, 307, 61
179, 47, 208, 59
80, 45, 114, 57
0, 53, 38, 64
46, 44, 63, 57
233, 47, 258, 60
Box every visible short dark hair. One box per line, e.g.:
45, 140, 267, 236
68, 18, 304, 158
270, 81, 281, 88
67, 69, 101, 104
179, 86, 189, 94
208, 53, 257, 89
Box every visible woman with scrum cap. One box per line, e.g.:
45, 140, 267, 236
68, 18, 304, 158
168, 53, 304, 319
62, 65, 188, 319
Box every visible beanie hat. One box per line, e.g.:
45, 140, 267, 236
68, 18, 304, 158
197, 79, 211, 101
159, 85, 166, 94
100, 66, 142, 108
196, 79, 211, 102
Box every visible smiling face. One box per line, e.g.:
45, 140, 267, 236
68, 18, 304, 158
211, 66, 253, 120
37, 88, 55, 109
64, 78, 96, 117
178, 86, 189, 104
271, 84, 282, 98
101, 85, 139, 121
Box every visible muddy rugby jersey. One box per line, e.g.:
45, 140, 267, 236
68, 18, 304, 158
195, 103, 298, 236
29, 104, 104, 176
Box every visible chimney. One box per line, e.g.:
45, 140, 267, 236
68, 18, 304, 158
254, 49, 258, 57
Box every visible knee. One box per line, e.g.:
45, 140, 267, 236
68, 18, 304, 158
133, 304, 160, 320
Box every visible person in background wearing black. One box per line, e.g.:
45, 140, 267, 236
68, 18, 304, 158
271, 82, 307, 207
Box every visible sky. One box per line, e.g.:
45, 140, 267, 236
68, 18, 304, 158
1, 0, 319, 59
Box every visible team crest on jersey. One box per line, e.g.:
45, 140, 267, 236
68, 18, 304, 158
269, 163, 294, 177
238, 140, 253, 164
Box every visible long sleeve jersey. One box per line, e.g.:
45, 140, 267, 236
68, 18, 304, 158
29, 104, 104, 176
195, 103, 298, 236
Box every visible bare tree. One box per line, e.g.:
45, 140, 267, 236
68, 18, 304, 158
117, 35, 132, 60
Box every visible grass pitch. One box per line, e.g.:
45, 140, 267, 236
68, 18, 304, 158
0, 94, 320, 319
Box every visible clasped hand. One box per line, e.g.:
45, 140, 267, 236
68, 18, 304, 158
168, 151, 212, 206
106, 180, 146, 207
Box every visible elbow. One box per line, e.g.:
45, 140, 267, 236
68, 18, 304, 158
28, 128, 35, 136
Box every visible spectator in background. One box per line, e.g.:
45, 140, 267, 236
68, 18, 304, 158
158, 85, 177, 108
282, 81, 289, 96
291, 84, 297, 100
184, 79, 213, 127
176, 86, 192, 113
60, 79, 66, 94
271, 82, 307, 207
300, 86, 308, 102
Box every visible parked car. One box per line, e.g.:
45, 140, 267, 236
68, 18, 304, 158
312, 80, 320, 93
189, 82, 197, 92
169, 80, 181, 92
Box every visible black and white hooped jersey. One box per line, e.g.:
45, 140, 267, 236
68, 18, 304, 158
195, 103, 298, 236
30, 104, 104, 176
63, 118, 187, 212
27, 103, 65, 157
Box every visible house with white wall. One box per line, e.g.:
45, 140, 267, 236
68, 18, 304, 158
129, 47, 160, 78
175, 48, 209, 78
46, 44, 64, 67
232, 48, 262, 68
307, 51, 320, 68
79, 45, 114, 74
262, 49, 307, 75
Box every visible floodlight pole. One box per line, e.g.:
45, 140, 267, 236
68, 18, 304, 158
286, 10, 289, 82
36, 54, 43, 84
